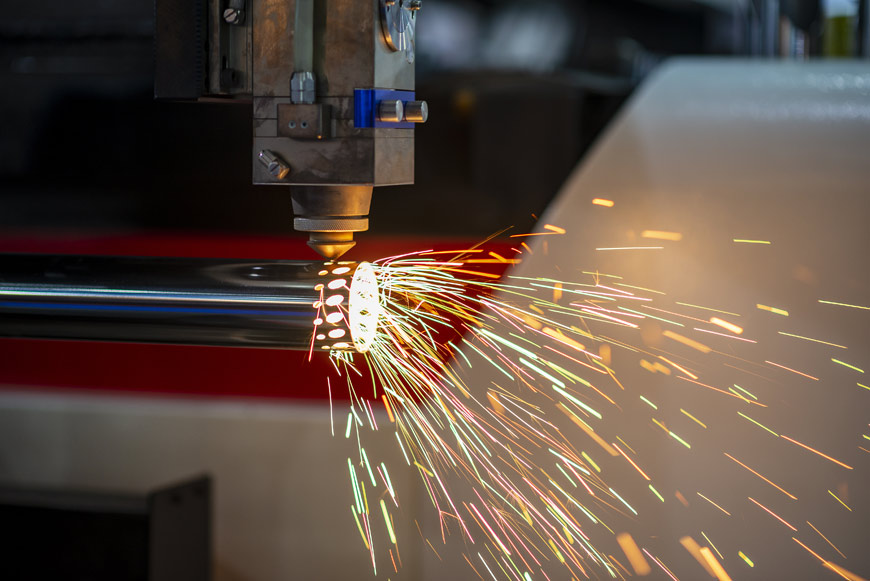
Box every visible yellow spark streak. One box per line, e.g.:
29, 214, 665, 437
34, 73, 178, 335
649, 484, 664, 502
380, 499, 397, 544
828, 489, 852, 511
556, 404, 618, 456
581, 451, 601, 473
543, 224, 566, 234
440, 267, 502, 279
552, 385, 602, 423
640, 359, 658, 374
680, 408, 707, 428
679, 536, 717, 577
697, 492, 731, 516
653, 361, 671, 374
351, 506, 370, 549
607, 554, 632, 577
615, 533, 651, 575
733, 238, 771, 244
748, 496, 797, 531
676, 302, 741, 317
414, 461, 434, 477
663, 329, 712, 353
547, 539, 565, 563
806, 521, 847, 559
737, 412, 778, 437
701, 531, 723, 559
659, 356, 698, 379
780, 435, 853, 469
832, 358, 864, 373
553, 282, 563, 301
541, 326, 586, 353
792, 537, 868, 581
729, 387, 753, 404
592, 198, 615, 207
418, 249, 484, 255
724, 453, 796, 499
680, 376, 767, 406
641, 230, 683, 241
643, 549, 680, 581
616, 282, 666, 295
361, 481, 369, 515
700, 547, 733, 581
792, 537, 828, 566
825, 563, 869, 581
613, 442, 651, 481
778, 331, 847, 349
709, 317, 743, 334
616, 436, 636, 455
382, 395, 395, 423
757, 304, 789, 316
695, 327, 756, 343
596, 246, 664, 251
765, 360, 819, 380
468, 503, 511, 556
738, 551, 754, 567
819, 299, 870, 310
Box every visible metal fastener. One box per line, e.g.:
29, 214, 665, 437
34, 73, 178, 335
223, 7, 244, 25
403, 100, 428, 123
377, 100, 404, 123
257, 150, 290, 180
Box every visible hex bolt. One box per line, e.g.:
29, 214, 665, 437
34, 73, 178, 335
408, 0, 422, 10
257, 150, 290, 180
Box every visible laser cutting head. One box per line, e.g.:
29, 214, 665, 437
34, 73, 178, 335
246, 2, 425, 261
291, 185, 374, 260
156, 0, 426, 260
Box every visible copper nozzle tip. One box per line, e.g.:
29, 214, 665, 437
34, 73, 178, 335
308, 240, 356, 260
307, 232, 356, 260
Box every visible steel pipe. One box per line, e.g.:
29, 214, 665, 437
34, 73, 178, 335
0, 254, 380, 352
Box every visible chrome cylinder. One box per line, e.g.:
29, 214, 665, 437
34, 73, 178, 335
0, 254, 368, 351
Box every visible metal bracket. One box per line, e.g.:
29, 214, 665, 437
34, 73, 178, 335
278, 103, 332, 140
354, 89, 415, 128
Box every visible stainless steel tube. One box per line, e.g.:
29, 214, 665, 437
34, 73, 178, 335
0, 254, 363, 350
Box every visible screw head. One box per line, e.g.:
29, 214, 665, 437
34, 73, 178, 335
223, 7, 243, 24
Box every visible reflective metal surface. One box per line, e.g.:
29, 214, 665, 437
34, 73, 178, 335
0, 254, 339, 349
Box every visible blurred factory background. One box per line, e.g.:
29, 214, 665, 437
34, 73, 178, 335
2, 0, 867, 239
1, 1, 869, 580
